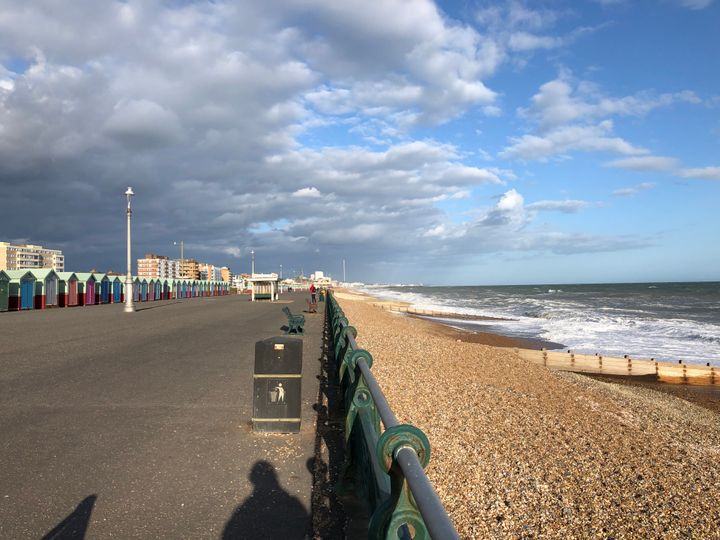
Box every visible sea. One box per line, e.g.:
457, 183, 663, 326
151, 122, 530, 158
356, 282, 720, 366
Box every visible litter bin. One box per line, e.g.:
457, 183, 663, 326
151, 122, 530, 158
252, 336, 302, 433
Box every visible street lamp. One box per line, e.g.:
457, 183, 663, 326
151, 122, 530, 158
280, 264, 283, 280
124, 187, 135, 313
251, 249, 255, 276
173, 240, 184, 278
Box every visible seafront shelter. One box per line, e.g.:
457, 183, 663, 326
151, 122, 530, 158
31, 269, 59, 309
75, 273, 97, 306
93, 273, 111, 304
6, 270, 36, 311
56, 272, 79, 307
0, 270, 10, 312
248, 274, 278, 301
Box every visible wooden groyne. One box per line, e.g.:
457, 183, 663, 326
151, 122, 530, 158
516, 348, 718, 386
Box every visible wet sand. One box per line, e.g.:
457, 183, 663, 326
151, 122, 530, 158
335, 291, 720, 539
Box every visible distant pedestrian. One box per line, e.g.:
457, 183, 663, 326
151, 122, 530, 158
310, 283, 316, 304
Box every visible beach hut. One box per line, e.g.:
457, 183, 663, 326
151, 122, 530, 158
153, 279, 162, 300
108, 276, 123, 304
161, 279, 171, 300
6, 270, 36, 311
31, 269, 59, 309
56, 272, 79, 307
133, 277, 141, 302
140, 278, 148, 302
0, 270, 9, 312
75, 273, 97, 306
92, 273, 110, 304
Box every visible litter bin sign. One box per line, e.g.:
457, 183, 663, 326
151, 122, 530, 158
252, 337, 302, 432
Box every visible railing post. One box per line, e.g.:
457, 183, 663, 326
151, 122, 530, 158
369, 425, 432, 540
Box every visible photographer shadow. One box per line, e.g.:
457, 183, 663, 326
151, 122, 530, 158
222, 460, 310, 539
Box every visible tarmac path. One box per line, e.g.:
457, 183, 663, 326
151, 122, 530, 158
0, 292, 323, 539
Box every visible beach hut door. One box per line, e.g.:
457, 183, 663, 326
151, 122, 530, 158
46, 277, 57, 306
0, 279, 8, 311
21, 280, 34, 309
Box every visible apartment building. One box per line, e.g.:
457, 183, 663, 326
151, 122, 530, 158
0, 242, 65, 271
220, 267, 232, 283
198, 263, 223, 282
179, 259, 201, 280
137, 254, 181, 278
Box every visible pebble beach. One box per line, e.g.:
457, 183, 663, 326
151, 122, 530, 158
334, 291, 720, 539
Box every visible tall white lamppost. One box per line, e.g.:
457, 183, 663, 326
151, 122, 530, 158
280, 264, 283, 280
251, 249, 255, 276
174, 240, 184, 278
124, 187, 135, 313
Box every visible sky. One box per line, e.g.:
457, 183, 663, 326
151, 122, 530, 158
0, 0, 718, 285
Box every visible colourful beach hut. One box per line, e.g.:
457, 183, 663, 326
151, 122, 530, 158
140, 278, 148, 302
92, 273, 110, 304
6, 270, 36, 311
75, 273, 97, 306
152, 279, 162, 300
31, 269, 59, 309
133, 277, 141, 302
108, 276, 123, 303
0, 270, 9, 312
161, 279, 171, 300
56, 272, 79, 307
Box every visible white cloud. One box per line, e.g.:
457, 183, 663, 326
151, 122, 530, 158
675, 0, 714, 9
520, 77, 700, 131
527, 200, 589, 213
679, 166, 720, 180
501, 121, 647, 160
612, 182, 656, 196
605, 156, 679, 171
292, 187, 322, 198
504, 74, 700, 161
508, 32, 563, 51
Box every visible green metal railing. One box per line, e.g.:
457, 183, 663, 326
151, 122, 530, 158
327, 291, 459, 540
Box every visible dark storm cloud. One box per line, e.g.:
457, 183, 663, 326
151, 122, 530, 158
0, 1, 645, 280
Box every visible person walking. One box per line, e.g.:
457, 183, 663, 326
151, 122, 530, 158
310, 283, 316, 304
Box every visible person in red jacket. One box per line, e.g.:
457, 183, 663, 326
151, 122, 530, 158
310, 283, 316, 303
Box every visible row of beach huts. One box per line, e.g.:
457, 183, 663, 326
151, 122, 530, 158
0, 269, 229, 312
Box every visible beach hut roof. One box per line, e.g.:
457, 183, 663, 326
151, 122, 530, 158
0, 270, 9, 281
5, 270, 36, 281
106, 275, 122, 283
56, 272, 78, 281
92, 272, 108, 281
74, 272, 96, 282
29, 268, 59, 281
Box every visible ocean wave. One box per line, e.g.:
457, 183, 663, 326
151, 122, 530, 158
357, 284, 720, 364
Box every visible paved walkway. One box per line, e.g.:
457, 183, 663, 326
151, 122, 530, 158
0, 292, 324, 539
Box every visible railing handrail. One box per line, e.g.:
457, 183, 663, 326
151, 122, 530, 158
327, 291, 459, 539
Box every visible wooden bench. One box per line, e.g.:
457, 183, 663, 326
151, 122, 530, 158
282, 306, 305, 334
306, 299, 318, 313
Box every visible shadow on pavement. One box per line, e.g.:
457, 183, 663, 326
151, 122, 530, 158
222, 461, 310, 539
42, 494, 97, 540
134, 301, 182, 312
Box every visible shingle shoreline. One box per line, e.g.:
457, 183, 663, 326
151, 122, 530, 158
335, 291, 720, 539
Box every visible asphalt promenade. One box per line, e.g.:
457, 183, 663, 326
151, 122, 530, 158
0, 292, 324, 539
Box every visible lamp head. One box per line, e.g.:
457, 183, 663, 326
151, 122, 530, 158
125, 187, 134, 197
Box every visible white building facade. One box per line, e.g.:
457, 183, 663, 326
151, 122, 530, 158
0, 242, 65, 271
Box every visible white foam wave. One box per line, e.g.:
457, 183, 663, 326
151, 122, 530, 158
360, 285, 720, 365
